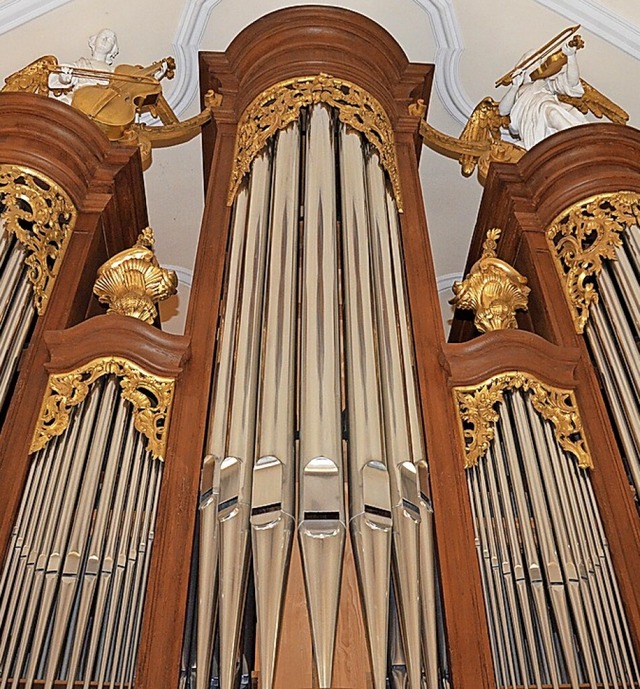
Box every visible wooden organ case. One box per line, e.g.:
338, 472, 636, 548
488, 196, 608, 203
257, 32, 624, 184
0, 7, 638, 689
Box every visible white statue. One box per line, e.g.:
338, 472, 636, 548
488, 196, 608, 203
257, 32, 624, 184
49, 29, 119, 103
498, 40, 589, 150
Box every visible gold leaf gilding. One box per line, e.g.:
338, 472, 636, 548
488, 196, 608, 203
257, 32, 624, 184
30, 357, 175, 460
93, 227, 178, 324
228, 74, 403, 211
546, 191, 640, 333
451, 228, 530, 333
454, 372, 592, 470
0, 164, 77, 315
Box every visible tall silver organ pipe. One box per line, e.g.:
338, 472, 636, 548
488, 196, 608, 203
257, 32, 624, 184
584, 224, 640, 504
298, 107, 346, 689
466, 388, 640, 688
0, 375, 163, 688
0, 224, 37, 415
192, 104, 442, 689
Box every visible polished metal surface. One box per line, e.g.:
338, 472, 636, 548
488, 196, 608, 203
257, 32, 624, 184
467, 388, 640, 689
298, 106, 346, 689
340, 129, 393, 689
217, 150, 272, 689
196, 183, 250, 689
250, 123, 300, 689
0, 376, 163, 687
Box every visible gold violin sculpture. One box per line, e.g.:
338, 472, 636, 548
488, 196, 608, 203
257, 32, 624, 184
2, 53, 221, 168
495, 25, 582, 87
49, 57, 178, 141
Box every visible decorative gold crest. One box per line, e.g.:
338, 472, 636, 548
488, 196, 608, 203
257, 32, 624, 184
93, 227, 178, 324
451, 228, 530, 333
30, 356, 175, 459
229, 74, 403, 210
0, 164, 77, 315
546, 191, 640, 333
454, 372, 592, 470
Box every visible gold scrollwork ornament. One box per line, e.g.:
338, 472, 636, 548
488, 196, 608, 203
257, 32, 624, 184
229, 74, 403, 210
454, 371, 592, 470
30, 356, 174, 459
546, 191, 640, 333
451, 228, 530, 333
0, 164, 77, 315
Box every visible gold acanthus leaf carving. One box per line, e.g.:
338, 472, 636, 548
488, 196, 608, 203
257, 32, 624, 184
545, 191, 640, 333
30, 356, 175, 460
451, 228, 530, 333
0, 164, 77, 315
228, 74, 404, 211
93, 227, 178, 324
454, 372, 592, 470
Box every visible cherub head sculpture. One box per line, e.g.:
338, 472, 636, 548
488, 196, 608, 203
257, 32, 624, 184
88, 29, 119, 65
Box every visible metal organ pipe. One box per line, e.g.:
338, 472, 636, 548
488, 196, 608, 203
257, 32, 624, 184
192, 105, 442, 689
216, 149, 272, 689
297, 106, 346, 689
466, 389, 640, 688
583, 225, 640, 504
0, 376, 163, 688
250, 123, 300, 689
339, 128, 393, 689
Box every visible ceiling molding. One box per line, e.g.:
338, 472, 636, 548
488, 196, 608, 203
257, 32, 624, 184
411, 0, 474, 123
437, 272, 462, 295
166, 0, 475, 123
535, 0, 640, 61
168, 0, 224, 117
0, 0, 73, 36
165, 264, 193, 288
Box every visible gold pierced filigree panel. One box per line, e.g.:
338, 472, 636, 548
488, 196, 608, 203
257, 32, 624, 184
545, 191, 640, 333
454, 371, 591, 469
30, 357, 175, 459
228, 74, 404, 211
0, 164, 77, 315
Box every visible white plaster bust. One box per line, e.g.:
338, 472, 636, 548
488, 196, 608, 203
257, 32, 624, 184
49, 29, 120, 104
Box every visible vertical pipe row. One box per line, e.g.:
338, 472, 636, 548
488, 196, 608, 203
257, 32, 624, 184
193, 108, 444, 688
584, 231, 640, 500
339, 129, 393, 689
196, 184, 250, 689
383, 165, 440, 689
363, 146, 427, 689
467, 389, 640, 688
0, 235, 37, 413
0, 378, 164, 686
217, 148, 272, 689
250, 122, 300, 689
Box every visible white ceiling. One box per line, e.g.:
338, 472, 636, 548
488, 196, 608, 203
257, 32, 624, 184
2, 0, 639, 332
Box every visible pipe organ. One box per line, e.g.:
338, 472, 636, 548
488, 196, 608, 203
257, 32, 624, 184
0, 7, 639, 689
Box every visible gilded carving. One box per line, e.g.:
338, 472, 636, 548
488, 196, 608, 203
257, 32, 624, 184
30, 356, 175, 459
93, 227, 178, 323
0, 164, 77, 315
451, 228, 530, 333
413, 101, 525, 182
229, 74, 404, 210
454, 372, 592, 470
545, 191, 640, 333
